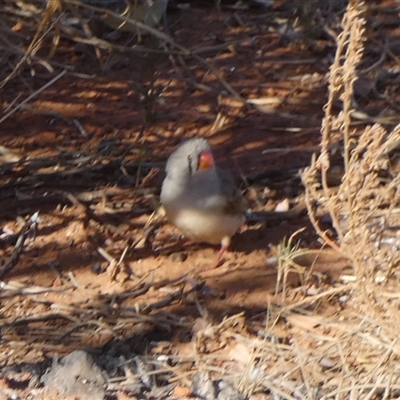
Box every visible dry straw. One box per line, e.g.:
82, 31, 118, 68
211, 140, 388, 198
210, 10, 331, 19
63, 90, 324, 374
303, 0, 400, 304
295, 0, 400, 396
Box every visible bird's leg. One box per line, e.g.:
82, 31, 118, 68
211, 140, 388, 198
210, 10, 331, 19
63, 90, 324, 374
209, 236, 230, 269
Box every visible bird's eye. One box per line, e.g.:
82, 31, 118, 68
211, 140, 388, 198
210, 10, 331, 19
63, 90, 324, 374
187, 155, 193, 175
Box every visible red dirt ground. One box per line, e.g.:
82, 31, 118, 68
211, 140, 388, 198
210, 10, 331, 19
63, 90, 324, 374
0, 1, 397, 398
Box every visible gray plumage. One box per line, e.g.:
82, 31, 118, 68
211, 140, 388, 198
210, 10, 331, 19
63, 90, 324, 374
161, 138, 245, 247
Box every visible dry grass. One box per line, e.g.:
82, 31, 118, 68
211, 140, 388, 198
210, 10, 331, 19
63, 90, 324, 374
297, 0, 400, 397
303, 0, 400, 296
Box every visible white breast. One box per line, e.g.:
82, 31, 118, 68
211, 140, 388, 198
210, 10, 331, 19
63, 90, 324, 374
164, 206, 244, 244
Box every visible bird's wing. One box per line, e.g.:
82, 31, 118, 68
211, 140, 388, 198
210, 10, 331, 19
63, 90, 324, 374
216, 168, 246, 215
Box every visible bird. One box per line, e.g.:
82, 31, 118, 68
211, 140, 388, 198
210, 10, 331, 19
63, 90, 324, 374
160, 137, 245, 268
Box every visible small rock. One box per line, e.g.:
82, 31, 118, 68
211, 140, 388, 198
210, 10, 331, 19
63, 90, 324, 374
170, 252, 188, 262
92, 262, 105, 274
216, 379, 245, 400
191, 372, 217, 400
41, 350, 106, 400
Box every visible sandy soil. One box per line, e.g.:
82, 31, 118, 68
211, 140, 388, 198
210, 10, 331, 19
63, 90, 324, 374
0, 1, 398, 398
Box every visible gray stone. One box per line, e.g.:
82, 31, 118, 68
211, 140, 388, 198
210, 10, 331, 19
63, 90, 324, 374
41, 350, 106, 400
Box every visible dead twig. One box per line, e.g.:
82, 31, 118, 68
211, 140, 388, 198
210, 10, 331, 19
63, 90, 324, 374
0, 70, 67, 124
0, 212, 40, 279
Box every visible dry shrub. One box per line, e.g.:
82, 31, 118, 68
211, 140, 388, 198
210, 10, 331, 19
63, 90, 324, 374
243, 0, 400, 397
303, 0, 400, 306
295, 0, 400, 395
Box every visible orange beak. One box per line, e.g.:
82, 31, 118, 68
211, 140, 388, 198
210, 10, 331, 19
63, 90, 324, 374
198, 151, 215, 170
